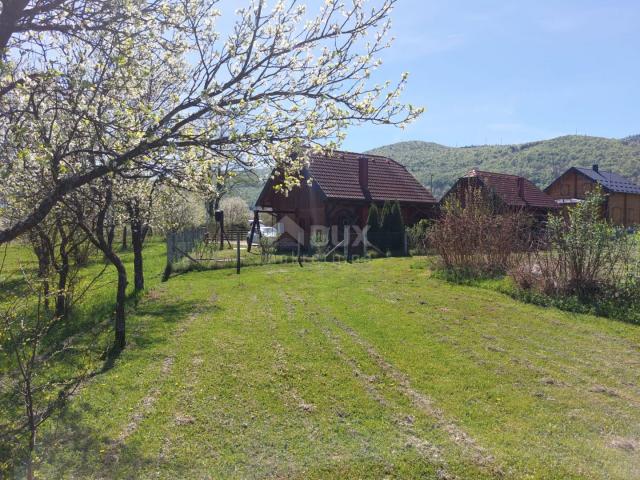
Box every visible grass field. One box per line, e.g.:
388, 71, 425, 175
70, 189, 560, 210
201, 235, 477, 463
3, 248, 640, 479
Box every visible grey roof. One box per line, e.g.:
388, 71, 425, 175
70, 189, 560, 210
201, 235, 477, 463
574, 167, 640, 195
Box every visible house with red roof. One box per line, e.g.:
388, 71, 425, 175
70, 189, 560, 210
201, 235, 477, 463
254, 150, 438, 249
440, 169, 559, 219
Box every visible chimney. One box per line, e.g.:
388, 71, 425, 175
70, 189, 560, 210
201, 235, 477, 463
592, 164, 599, 173
358, 156, 369, 192
517, 177, 525, 201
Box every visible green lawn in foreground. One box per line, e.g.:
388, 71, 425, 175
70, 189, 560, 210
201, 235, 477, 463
0, 238, 168, 469
0, 239, 167, 372
7, 256, 640, 479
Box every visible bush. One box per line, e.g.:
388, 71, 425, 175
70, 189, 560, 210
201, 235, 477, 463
259, 235, 277, 264
509, 188, 640, 322
219, 197, 250, 228
366, 203, 381, 248
406, 219, 432, 255
430, 188, 532, 279
366, 201, 405, 255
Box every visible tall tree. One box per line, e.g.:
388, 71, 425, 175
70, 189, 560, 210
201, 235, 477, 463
366, 203, 381, 249
0, 0, 422, 245
66, 180, 129, 349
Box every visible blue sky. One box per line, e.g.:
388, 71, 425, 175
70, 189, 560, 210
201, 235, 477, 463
342, 0, 640, 151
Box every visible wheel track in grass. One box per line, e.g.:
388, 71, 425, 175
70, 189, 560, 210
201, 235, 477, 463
285, 292, 502, 477
101, 303, 206, 470
318, 321, 456, 480
356, 283, 640, 449
326, 315, 506, 478
281, 292, 456, 478
460, 318, 640, 410
371, 284, 640, 405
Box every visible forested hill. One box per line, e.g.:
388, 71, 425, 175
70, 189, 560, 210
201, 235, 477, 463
368, 135, 640, 199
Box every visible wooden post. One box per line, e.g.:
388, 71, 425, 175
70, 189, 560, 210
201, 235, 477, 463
236, 232, 241, 274
166, 232, 174, 264
343, 225, 349, 258
215, 210, 224, 251
247, 210, 258, 252
403, 229, 408, 256
363, 233, 367, 259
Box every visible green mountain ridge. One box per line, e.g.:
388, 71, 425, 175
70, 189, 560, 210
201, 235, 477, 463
368, 135, 640, 198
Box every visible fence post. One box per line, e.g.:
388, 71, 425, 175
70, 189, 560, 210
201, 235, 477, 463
297, 232, 303, 267
403, 229, 408, 256
167, 232, 174, 264
363, 234, 367, 259
343, 225, 349, 259
236, 232, 241, 274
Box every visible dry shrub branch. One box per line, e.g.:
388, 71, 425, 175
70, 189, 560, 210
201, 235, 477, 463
430, 188, 532, 279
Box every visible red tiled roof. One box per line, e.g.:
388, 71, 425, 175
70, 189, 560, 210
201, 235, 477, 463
465, 170, 559, 209
307, 150, 437, 204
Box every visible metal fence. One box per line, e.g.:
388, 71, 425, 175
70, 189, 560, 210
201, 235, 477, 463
166, 226, 251, 264
165, 226, 410, 277
166, 227, 207, 264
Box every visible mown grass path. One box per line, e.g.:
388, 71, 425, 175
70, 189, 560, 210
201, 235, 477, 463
32, 258, 640, 479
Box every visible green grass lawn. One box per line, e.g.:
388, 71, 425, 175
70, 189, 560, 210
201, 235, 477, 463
5, 253, 640, 479
0, 239, 168, 373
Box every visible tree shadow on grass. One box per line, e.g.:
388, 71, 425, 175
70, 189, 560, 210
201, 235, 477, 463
34, 399, 195, 479
0, 292, 201, 478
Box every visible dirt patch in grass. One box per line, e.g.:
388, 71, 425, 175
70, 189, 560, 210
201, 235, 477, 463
609, 436, 639, 452
589, 385, 619, 397
539, 377, 567, 386
174, 414, 196, 426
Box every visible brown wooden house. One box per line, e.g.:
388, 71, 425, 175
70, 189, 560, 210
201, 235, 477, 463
544, 165, 640, 226
440, 169, 559, 220
254, 150, 438, 248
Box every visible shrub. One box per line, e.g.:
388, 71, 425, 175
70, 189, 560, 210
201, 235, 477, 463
366, 203, 381, 249
406, 219, 432, 255
375, 200, 404, 254
430, 187, 532, 279
219, 197, 250, 228
509, 188, 640, 322
259, 235, 277, 264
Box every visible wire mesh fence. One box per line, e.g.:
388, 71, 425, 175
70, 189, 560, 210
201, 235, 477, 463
164, 226, 410, 278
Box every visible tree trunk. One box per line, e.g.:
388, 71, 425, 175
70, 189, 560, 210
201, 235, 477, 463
55, 221, 70, 319
24, 373, 35, 480
55, 251, 69, 319
106, 223, 115, 251
130, 220, 144, 291
122, 225, 128, 250
103, 249, 128, 349
91, 186, 128, 350
32, 240, 50, 311
114, 259, 127, 349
